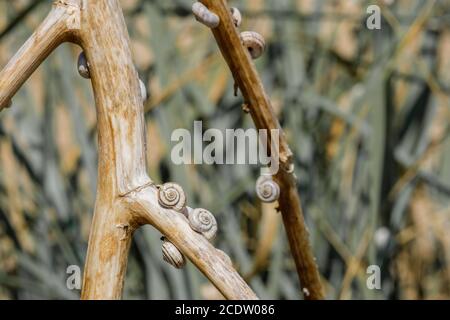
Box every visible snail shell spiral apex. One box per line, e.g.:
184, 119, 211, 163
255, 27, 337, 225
162, 238, 186, 269
158, 183, 187, 212
256, 175, 280, 203
230, 7, 242, 27
77, 52, 90, 79
240, 31, 266, 59
189, 208, 218, 241
192, 2, 220, 28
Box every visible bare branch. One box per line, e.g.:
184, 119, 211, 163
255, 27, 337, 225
0, 2, 79, 110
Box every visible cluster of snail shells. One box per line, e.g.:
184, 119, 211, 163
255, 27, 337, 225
158, 182, 218, 269
77, 51, 147, 102
190, 3, 265, 60
240, 31, 266, 60
256, 175, 280, 203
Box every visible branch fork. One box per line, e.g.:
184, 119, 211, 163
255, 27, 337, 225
0, 0, 257, 300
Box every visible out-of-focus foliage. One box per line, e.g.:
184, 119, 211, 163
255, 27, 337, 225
0, 0, 449, 299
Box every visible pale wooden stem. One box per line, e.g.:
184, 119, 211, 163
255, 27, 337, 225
0, 3, 74, 110
199, 0, 324, 299
0, 0, 258, 300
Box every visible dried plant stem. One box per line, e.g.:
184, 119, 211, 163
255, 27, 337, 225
199, 0, 324, 299
0, 0, 256, 300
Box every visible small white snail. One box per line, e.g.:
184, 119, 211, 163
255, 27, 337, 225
240, 31, 266, 59
230, 7, 242, 27
161, 238, 186, 269
158, 182, 187, 213
139, 78, 147, 102
77, 51, 90, 79
216, 249, 233, 266
188, 208, 217, 241
256, 175, 280, 203
192, 2, 220, 28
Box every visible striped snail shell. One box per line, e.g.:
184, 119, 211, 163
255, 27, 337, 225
189, 208, 217, 241
139, 78, 147, 102
77, 51, 90, 79
256, 175, 280, 203
240, 31, 266, 59
158, 183, 187, 212
230, 7, 242, 27
192, 2, 220, 28
161, 238, 186, 269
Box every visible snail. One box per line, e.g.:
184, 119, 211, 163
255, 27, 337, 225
161, 237, 186, 269
216, 249, 233, 266
188, 208, 217, 241
139, 78, 147, 102
255, 175, 280, 203
230, 7, 242, 27
192, 2, 220, 28
77, 51, 90, 79
157, 182, 187, 213
240, 31, 266, 59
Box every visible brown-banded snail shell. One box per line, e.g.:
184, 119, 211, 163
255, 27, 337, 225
256, 175, 280, 203
158, 183, 187, 212
192, 2, 220, 28
230, 7, 242, 27
188, 208, 217, 241
240, 31, 266, 59
77, 51, 90, 79
161, 238, 186, 269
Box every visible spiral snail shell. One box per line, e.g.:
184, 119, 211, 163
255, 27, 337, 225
230, 7, 242, 27
77, 51, 90, 79
161, 238, 186, 269
256, 175, 280, 203
192, 2, 220, 28
188, 208, 218, 241
240, 31, 266, 59
158, 183, 187, 212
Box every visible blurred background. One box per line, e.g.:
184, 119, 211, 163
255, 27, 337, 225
0, 0, 449, 299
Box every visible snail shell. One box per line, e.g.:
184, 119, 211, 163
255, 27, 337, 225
230, 7, 242, 27
139, 78, 147, 102
240, 31, 266, 59
256, 175, 280, 203
77, 52, 90, 79
158, 183, 187, 212
192, 2, 220, 28
161, 238, 186, 269
189, 208, 217, 241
